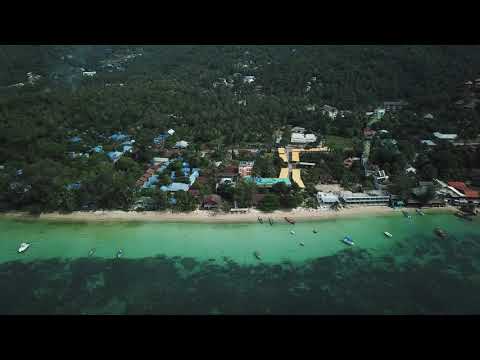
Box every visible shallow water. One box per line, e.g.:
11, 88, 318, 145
1, 211, 480, 314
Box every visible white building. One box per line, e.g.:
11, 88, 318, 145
243, 76, 256, 84
421, 140, 437, 146
174, 140, 189, 149
433, 132, 458, 141
317, 192, 340, 204
305, 105, 316, 112
291, 133, 317, 144
167, 129, 175, 135
153, 157, 169, 165
82, 71, 97, 77
373, 108, 385, 120
405, 166, 417, 174
340, 191, 390, 205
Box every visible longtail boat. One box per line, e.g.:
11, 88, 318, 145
284, 217, 295, 224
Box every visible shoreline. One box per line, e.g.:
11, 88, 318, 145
0, 206, 457, 224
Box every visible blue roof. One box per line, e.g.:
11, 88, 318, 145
169, 197, 177, 205
66, 182, 81, 190
153, 134, 169, 144
189, 170, 200, 185
160, 183, 190, 192
110, 133, 129, 142
142, 175, 159, 189
171, 171, 176, 180
107, 151, 123, 162
92, 145, 104, 153
69, 136, 82, 143
122, 145, 133, 153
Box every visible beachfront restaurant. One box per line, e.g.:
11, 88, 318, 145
339, 191, 390, 205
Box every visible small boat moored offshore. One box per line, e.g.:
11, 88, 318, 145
254, 251, 262, 260
313, 229, 318, 234
268, 218, 273, 226
88, 248, 96, 257
299, 242, 305, 247
384, 231, 393, 238
416, 209, 425, 216
18, 242, 30, 253
290, 230, 296, 235
342, 236, 355, 246
402, 210, 412, 219
434, 228, 447, 238
116, 249, 124, 258
284, 217, 295, 224
257, 217, 263, 224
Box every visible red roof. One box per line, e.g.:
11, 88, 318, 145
448, 181, 479, 198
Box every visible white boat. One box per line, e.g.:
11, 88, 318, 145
342, 236, 354, 246
290, 230, 295, 235
18, 242, 30, 253
116, 250, 123, 258
384, 232, 393, 238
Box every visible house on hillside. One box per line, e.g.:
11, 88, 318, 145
174, 140, 189, 149
421, 140, 436, 147
433, 132, 458, 141
363, 128, 377, 139
383, 100, 408, 112
343, 157, 360, 169
321, 105, 338, 119
110, 132, 129, 142
238, 161, 255, 177
107, 151, 123, 163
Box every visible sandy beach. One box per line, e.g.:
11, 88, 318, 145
0, 206, 456, 224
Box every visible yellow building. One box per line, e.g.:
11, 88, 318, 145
291, 169, 305, 188
279, 168, 289, 179
291, 149, 300, 162
278, 148, 288, 162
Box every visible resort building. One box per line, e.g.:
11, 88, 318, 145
291, 133, 317, 144
339, 191, 390, 205
278, 148, 288, 162
238, 161, 255, 177
291, 149, 301, 162
278, 168, 289, 179
291, 169, 305, 188
447, 181, 480, 199
317, 192, 340, 204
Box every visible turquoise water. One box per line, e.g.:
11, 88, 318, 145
1, 211, 480, 314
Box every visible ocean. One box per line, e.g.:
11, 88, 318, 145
1, 211, 480, 314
